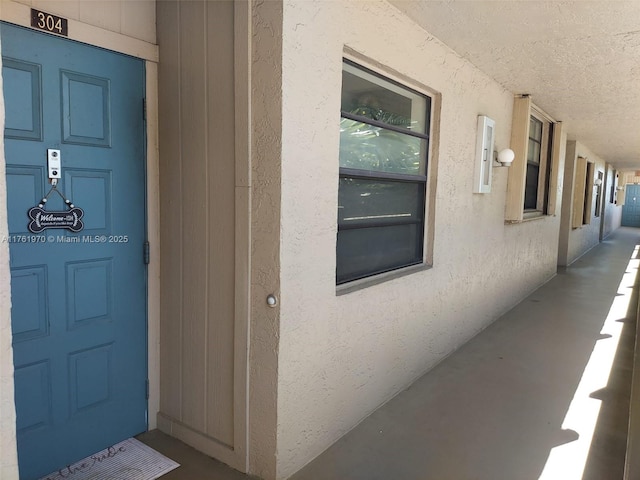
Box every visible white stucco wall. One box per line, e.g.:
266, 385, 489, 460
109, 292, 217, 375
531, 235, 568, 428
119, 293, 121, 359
276, 1, 565, 478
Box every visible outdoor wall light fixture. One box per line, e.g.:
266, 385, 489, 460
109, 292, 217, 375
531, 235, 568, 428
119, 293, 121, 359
494, 148, 515, 167
474, 115, 514, 194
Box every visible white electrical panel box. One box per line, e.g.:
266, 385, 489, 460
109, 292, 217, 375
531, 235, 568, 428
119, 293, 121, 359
473, 115, 495, 194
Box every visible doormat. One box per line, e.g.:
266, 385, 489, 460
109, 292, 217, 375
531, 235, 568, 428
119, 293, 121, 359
39, 438, 180, 480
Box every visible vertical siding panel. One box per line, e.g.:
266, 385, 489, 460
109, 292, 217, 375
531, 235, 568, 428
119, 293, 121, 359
157, 0, 243, 459
179, 0, 208, 430
232, 1, 252, 465
206, 0, 236, 445
157, 0, 183, 423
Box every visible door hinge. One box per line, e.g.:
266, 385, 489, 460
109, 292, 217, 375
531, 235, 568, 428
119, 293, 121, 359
143, 241, 150, 265
142, 98, 147, 121
146, 379, 150, 400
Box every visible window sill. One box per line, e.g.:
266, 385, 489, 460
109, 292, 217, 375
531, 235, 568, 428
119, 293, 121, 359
506, 211, 551, 224
523, 211, 547, 221
336, 263, 431, 296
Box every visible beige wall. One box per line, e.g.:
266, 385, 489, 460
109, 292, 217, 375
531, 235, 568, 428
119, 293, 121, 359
10, 0, 155, 44
1, 0, 157, 61
623, 171, 640, 185
275, 1, 565, 477
559, 141, 607, 266
248, 2, 282, 477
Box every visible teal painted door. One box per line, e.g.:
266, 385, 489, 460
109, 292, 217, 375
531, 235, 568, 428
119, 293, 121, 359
2, 24, 147, 479
622, 185, 640, 227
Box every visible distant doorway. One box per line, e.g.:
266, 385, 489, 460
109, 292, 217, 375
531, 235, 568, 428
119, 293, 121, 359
622, 185, 640, 227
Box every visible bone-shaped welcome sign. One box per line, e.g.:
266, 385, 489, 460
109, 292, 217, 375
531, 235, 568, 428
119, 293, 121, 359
28, 206, 84, 233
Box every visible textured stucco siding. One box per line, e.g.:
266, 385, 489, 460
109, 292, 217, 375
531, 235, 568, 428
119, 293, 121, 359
276, 1, 565, 478
249, 1, 283, 478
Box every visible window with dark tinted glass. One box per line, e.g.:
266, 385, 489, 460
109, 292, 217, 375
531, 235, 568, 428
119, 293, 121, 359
337, 60, 430, 285
524, 114, 553, 213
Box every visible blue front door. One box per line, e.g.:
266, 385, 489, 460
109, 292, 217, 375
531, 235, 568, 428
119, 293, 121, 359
2, 23, 147, 479
622, 184, 640, 227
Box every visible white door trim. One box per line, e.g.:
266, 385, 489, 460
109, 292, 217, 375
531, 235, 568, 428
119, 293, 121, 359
145, 60, 161, 431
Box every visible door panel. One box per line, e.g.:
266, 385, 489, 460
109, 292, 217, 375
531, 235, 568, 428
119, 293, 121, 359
622, 185, 640, 227
2, 23, 147, 480
61, 70, 111, 146
3, 58, 41, 140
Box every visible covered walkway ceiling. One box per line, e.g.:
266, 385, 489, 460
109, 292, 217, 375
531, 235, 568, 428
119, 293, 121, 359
390, 0, 640, 171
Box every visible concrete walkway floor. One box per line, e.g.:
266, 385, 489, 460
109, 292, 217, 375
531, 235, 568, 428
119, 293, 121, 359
139, 227, 640, 480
